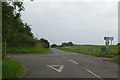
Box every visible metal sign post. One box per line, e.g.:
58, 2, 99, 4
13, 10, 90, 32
104, 37, 114, 51
104, 37, 114, 45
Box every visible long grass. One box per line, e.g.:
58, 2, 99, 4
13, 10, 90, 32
7, 47, 51, 53
6, 43, 52, 54
57, 45, 119, 63
2, 58, 26, 78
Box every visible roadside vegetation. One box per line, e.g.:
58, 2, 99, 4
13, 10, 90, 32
2, 1, 51, 79
2, 58, 26, 78
57, 45, 119, 63
7, 43, 51, 53
7, 46, 51, 54
2, 2, 51, 56
4, 43, 51, 54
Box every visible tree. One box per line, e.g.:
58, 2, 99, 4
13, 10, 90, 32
51, 44, 57, 48
2, 2, 36, 58
2, 2, 25, 58
118, 43, 120, 45
39, 38, 50, 48
68, 42, 74, 46
61, 42, 74, 47
61, 43, 67, 47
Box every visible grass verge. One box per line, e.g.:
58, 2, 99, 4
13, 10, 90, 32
7, 47, 51, 54
57, 45, 119, 63
2, 58, 26, 79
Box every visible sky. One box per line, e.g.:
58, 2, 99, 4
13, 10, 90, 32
21, 0, 118, 45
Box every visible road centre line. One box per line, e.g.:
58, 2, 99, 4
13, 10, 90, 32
62, 56, 78, 64
63, 56, 66, 58
68, 59, 78, 64
87, 69, 103, 80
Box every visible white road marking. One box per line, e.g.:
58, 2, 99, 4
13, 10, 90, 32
68, 59, 78, 64
87, 69, 103, 80
73, 53, 77, 54
47, 65, 64, 73
63, 56, 66, 58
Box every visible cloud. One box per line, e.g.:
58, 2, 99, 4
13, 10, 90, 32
24, 0, 119, 2
21, 2, 118, 45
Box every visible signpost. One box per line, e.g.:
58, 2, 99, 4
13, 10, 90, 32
104, 37, 114, 51
104, 37, 114, 46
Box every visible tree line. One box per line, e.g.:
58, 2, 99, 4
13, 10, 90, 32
51, 42, 74, 48
2, 2, 50, 58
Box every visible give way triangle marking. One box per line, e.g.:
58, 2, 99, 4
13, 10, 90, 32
47, 65, 64, 73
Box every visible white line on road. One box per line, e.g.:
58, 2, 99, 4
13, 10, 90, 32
87, 69, 103, 80
68, 59, 78, 64
73, 53, 77, 54
47, 65, 64, 73
63, 56, 66, 58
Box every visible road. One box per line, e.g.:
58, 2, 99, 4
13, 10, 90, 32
8, 48, 118, 79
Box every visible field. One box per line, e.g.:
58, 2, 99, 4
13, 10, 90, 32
2, 58, 26, 78
57, 45, 119, 63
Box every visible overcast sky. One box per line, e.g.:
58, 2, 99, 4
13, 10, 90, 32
21, 0, 118, 45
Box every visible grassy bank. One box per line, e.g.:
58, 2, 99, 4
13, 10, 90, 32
6, 43, 52, 54
7, 47, 51, 53
2, 58, 26, 78
57, 45, 119, 63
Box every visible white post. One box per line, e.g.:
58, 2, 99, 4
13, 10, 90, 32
111, 40, 112, 45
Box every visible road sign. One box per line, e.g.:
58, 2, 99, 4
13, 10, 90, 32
104, 37, 114, 40
104, 37, 114, 45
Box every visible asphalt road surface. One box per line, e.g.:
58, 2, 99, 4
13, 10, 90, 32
8, 48, 118, 79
